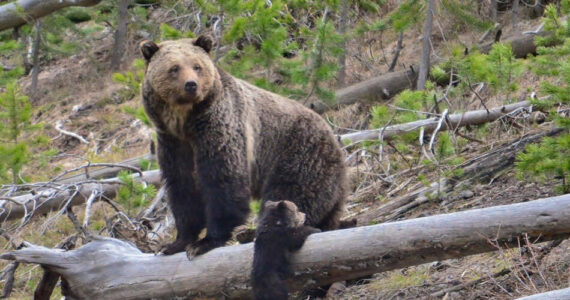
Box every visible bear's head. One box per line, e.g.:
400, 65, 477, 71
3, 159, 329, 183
140, 35, 217, 107
260, 200, 306, 228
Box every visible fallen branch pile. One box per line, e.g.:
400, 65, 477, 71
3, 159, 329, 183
1, 194, 569, 299
0, 170, 161, 222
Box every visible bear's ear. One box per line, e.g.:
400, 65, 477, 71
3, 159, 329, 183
193, 35, 214, 53
140, 40, 159, 62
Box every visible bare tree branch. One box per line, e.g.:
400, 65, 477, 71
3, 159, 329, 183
0, 0, 102, 32
339, 101, 531, 144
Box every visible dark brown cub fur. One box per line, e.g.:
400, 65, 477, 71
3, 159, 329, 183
140, 35, 347, 257
252, 200, 320, 300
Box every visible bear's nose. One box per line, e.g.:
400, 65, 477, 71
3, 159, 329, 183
185, 81, 198, 93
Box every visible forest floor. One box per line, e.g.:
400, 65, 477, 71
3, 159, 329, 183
0, 5, 568, 300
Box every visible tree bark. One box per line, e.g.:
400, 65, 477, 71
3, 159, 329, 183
339, 100, 530, 144
110, 0, 128, 70
490, 0, 497, 23
55, 153, 155, 184
310, 65, 417, 114
516, 287, 570, 300
0, 0, 102, 32
336, 0, 348, 87
0, 170, 161, 222
512, 0, 519, 33
29, 20, 41, 102
1, 195, 569, 299
416, 0, 435, 90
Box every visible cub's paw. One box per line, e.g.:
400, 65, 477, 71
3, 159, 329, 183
235, 226, 256, 244
159, 239, 188, 255
185, 237, 225, 260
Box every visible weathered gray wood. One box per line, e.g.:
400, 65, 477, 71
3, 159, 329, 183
339, 101, 530, 144
1, 195, 569, 299
516, 287, 570, 300
0, 170, 161, 222
417, 0, 435, 90
0, 0, 102, 32
310, 66, 417, 114
56, 153, 155, 184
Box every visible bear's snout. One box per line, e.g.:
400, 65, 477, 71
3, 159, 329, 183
185, 81, 198, 94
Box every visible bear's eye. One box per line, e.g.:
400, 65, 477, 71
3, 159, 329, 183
169, 65, 179, 74
193, 64, 202, 72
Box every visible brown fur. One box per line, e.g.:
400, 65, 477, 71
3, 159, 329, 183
140, 35, 347, 256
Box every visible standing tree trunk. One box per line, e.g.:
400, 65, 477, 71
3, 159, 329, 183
110, 0, 129, 70
512, 0, 519, 32
416, 0, 435, 90
490, 0, 497, 23
30, 20, 41, 102
336, 0, 348, 87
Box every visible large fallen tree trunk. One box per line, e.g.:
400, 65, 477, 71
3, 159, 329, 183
0, 0, 102, 32
308, 65, 418, 114
0, 170, 161, 222
339, 100, 530, 144
516, 287, 570, 300
1, 194, 569, 299
311, 33, 547, 114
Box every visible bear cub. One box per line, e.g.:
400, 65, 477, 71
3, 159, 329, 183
252, 200, 320, 300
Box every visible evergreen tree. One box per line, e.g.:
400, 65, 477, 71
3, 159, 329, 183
0, 82, 41, 183
516, 1, 569, 193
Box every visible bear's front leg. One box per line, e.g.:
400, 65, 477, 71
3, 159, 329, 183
187, 154, 251, 258
156, 133, 206, 255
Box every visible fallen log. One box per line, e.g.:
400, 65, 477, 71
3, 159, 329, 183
339, 100, 530, 144
0, 170, 161, 222
1, 194, 569, 299
0, 0, 102, 32
55, 153, 156, 184
309, 66, 418, 114
516, 287, 570, 300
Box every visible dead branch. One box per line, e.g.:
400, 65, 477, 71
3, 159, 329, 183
1, 195, 569, 299
431, 268, 511, 297
339, 101, 531, 144
55, 153, 155, 184
0, 261, 18, 298
0, 0, 102, 32
55, 121, 89, 144
0, 170, 161, 222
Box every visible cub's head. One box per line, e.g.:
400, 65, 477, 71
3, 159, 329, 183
259, 200, 306, 228
139, 35, 217, 106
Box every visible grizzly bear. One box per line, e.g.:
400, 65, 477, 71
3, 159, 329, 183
139, 35, 347, 257
252, 200, 320, 300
